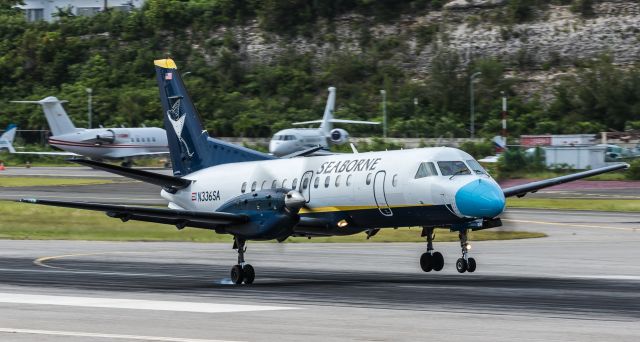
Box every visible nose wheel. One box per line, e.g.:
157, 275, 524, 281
420, 227, 444, 272
230, 237, 255, 284
456, 229, 476, 273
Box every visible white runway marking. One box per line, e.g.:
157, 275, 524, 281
0, 328, 240, 342
0, 293, 296, 313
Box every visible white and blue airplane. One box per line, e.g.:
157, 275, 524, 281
20, 59, 629, 285
0, 124, 17, 153
11, 97, 169, 166
269, 86, 379, 156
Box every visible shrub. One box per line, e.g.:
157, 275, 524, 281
626, 159, 640, 180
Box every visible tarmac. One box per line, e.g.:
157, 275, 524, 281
0, 167, 638, 340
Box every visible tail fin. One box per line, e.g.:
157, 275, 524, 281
0, 124, 17, 153
11, 97, 77, 136
319, 87, 336, 136
154, 59, 274, 176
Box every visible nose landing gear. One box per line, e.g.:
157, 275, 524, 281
230, 237, 255, 284
420, 227, 444, 272
456, 229, 476, 273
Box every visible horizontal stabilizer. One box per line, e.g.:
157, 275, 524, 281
292, 120, 323, 125
329, 119, 380, 125
502, 163, 630, 198
19, 198, 247, 229
70, 159, 191, 192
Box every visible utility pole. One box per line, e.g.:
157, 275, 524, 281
86, 88, 93, 129
380, 89, 387, 138
469, 72, 482, 139
501, 90, 508, 144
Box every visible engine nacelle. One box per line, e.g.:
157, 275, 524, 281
329, 128, 349, 145
216, 189, 302, 240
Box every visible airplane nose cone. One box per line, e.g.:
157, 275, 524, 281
455, 179, 505, 218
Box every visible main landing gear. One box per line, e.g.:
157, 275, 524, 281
230, 237, 255, 284
419, 227, 444, 272
456, 229, 476, 273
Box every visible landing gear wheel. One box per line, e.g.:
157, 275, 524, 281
456, 258, 467, 273
466, 258, 476, 273
242, 264, 255, 284
420, 253, 433, 272
230, 265, 244, 284
432, 252, 444, 271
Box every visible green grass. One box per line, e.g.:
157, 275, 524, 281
507, 198, 640, 212
0, 177, 115, 187
0, 202, 544, 242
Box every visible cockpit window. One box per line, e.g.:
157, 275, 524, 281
466, 159, 486, 175
415, 162, 438, 179
437, 161, 471, 176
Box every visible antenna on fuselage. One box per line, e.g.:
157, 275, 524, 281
350, 143, 359, 154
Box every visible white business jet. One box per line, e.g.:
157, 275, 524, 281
269, 87, 379, 156
11, 97, 169, 166
20, 59, 629, 285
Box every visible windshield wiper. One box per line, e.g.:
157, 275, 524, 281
449, 169, 469, 180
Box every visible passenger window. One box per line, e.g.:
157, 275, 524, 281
324, 176, 330, 188
152, 137, 156, 142
130, 138, 134, 142
346, 174, 352, 186
241, 182, 247, 193
282, 179, 288, 188
136, 138, 140, 142
302, 178, 309, 190
271, 180, 277, 189
392, 174, 398, 187
415, 162, 438, 179
261, 180, 267, 190
292, 178, 298, 190
437, 161, 471, 176
251, 181, 257, 192
313, 177, 319, 189
366, 173, 372, 185
335, 175, 341, 187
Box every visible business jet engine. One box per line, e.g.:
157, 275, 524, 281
329, 128, 349, 145
215, 189, 306, 240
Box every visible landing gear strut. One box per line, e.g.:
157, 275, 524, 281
419, 227, 444, 272
456, 229, 476, 273
230, 237, 255, 284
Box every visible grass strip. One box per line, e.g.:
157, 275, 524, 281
0, 202, 544, 242
0, 177, 114, 187
507, 198, 640, 212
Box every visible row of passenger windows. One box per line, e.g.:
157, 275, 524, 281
240, 173, 399, 193
415, 160, 487, 179
273, 135, 297, 141
130, 137, 157, 143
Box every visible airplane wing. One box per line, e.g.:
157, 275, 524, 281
11, 151, 78, 156
19, 199, 247, 229
292, 120, 323, 125
502, 163, 629, 198
329, 119, 380, 125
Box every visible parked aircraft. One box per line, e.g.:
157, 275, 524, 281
20, 59, 629, 285
11, 97, 169, 166
0, 124, 17, 153
269, 87, 379, 156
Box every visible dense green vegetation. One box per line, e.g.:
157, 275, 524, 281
0, 0, 638, 140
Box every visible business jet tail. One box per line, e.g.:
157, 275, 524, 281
0, 124, 17, 153
11, 97, 77, 136
154, 59, 273, 177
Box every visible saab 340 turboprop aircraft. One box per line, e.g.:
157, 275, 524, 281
11, 97, 169, 166
20, 59, 629, 285
269, 86, 379, 156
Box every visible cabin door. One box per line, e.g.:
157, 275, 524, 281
373, 171, 393, 216
300, 170, 314, 203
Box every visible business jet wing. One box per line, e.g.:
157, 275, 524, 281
11, 151, 78, 156
502, 163, 629, 198
292, 119, 380, 125
19, 199, 247, 229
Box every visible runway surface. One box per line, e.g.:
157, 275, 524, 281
0, 209, 639, 341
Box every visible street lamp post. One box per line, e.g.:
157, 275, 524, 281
469, 72, 482, 139
86, 88, 93, 129
380, 89, 387, 138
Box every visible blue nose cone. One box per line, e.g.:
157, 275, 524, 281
455, 179, 505, 218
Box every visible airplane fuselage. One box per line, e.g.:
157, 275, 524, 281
269, 128, 328, 156
48, 127, 168, 159
162, 147, 506, 237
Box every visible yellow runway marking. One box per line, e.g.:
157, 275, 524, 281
34, 251, 145, 270
502, 219, 637, 232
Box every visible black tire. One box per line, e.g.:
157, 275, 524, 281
467, 257, 476, 273
230, 264, 244, 284
432, 252, 444, 271
420, 253, 433, 272
242, 264, 255, 284
456, 258, 467, 273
